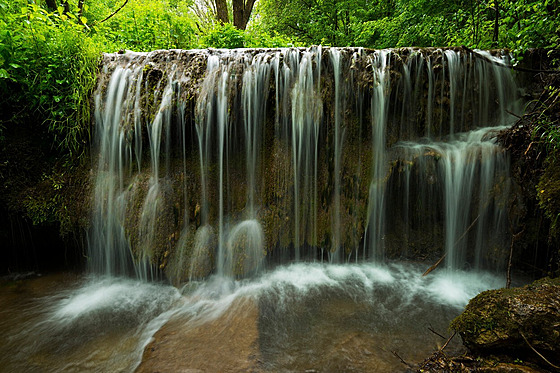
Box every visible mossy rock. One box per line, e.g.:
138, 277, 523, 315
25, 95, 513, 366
451, 277, 560, 368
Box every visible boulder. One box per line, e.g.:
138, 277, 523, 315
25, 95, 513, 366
451, 277, 560, 369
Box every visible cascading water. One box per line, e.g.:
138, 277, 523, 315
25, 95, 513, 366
366, 49, 391, 262
88, 46, 521, 276
395, 126, 510, 271
2, 47, 526, 373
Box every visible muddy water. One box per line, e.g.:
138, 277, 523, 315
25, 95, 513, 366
1, 263, 508, 372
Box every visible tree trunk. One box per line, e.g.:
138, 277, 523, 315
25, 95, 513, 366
62, 0, 70, 14
232, 0, 256, 30
78, 0, 86, 18
232, 0, 244, 28
215, 0, 229, 24
45, 0, 57, 10
493, 0, 499, 46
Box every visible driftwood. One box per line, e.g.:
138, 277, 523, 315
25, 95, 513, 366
422, 216, 479, 276
391, 350, 414, 369
417, 332, 464, 372
428, 325, 447, 340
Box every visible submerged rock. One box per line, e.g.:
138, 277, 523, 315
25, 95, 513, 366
451, 277, 560, 369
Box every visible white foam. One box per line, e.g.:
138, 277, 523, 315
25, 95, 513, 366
52, 277, 181, 323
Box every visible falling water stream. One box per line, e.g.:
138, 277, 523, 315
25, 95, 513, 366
1, 47, 525, 372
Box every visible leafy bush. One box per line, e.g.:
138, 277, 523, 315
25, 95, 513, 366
534, 84, 560, 236
199, 22, 295, 49
0, 0, 100, 159
257, 0, 560, 50
89, 0, 197, 52
199, 23, 246, 48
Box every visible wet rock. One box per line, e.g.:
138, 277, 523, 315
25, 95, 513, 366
451, 277, 560, 369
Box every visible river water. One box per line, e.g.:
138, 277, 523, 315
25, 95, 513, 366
1, 262, 510, 372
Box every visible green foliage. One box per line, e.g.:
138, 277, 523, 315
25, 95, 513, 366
198, 22, 295, 49
257, 0, 560, 50
0, 0, 99, 159
448, 0, 560, 55
88, 0, 197, 52
257, 0, 365, 46
200, 23, 245, 49
354, 13, 454, 48
244, 26, 296, 48
534, 84, 560, 237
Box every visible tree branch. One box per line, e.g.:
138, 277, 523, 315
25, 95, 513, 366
91, 0, 130, 26
422, 215, 480, 276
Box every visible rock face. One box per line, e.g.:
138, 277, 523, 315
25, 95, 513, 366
451, 277, 560, 369
91, 47, 523, 281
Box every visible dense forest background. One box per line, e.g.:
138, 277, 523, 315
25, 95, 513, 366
0, 0, 559, 270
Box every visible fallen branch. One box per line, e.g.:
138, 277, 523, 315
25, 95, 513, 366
440, 331, 456, 352
422, 254, 447, 277
418, 333, 460, 371
506, 228, 524, 289
428, 325, 447, 340
422, 215, 479, 276
391, 350, 414, 369
506, 109, 522, 119
520, 331, 560, 370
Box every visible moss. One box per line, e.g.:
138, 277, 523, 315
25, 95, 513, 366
451, 277, 560, 365
451, 288, 519, 348
18, 159, 92, 238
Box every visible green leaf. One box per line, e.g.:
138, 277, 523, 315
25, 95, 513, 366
0, 68, 9, 79
9, 63, 20, 69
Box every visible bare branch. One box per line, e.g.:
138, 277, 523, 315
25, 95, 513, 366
428, 325, 447, 340
423, 215, 480, 276
91, 0, 130, 26
391, 350, 414, 369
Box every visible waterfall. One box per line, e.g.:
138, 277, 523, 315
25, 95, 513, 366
365, 50, 391, 261
91, 47, 521, 280
395, 127, 510, 270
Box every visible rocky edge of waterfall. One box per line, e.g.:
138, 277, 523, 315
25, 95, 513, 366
418, 53, 560, 373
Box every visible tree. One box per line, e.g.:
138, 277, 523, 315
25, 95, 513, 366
212, 0, 255, 30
